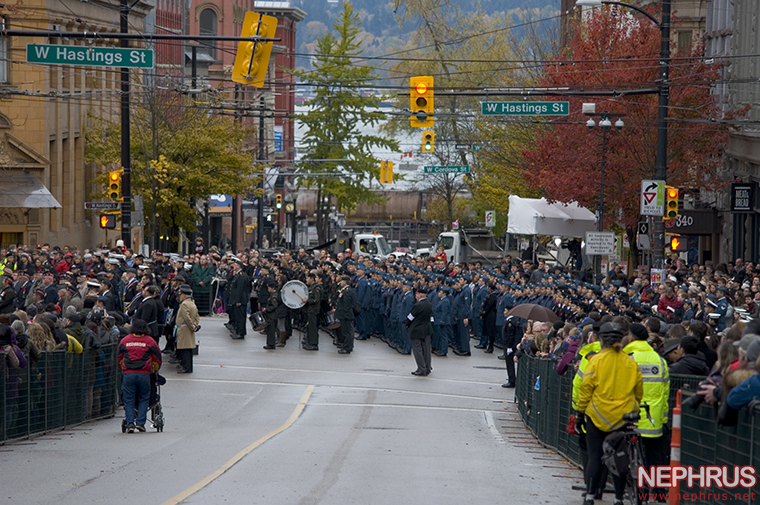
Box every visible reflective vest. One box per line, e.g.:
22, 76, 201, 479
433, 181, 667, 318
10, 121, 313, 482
572, 341, 601, 410
623, 339, 670, 437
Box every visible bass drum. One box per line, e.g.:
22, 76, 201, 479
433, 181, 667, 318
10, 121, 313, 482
281, 280, 308, 309
325, 310, 341, 330
251, 311, 268, 331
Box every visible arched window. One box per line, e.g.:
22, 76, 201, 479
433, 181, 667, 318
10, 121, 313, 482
199, 8, 217, 59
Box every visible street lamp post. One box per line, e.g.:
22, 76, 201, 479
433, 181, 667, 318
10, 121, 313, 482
576, 0, 670, 270
586, 111, 625, 284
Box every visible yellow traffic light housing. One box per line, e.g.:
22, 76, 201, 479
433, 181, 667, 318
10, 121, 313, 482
232, 12, 278, 87
422, 130, 435, 152
276, 194, 282, 209
107, 169, 123, 201
100, 214, 117, 229
664, 185, 679, 220
669, 235, 687, 252
410, 76, 434, 127
386, 161, 393, 184
379, 160, 387, 184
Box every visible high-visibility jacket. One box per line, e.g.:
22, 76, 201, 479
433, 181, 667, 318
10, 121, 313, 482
577, 347, 643, 432
623, 339, 670, 437
572, 341, 601, 410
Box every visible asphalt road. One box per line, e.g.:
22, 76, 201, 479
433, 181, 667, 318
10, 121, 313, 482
2, 316, 582, 505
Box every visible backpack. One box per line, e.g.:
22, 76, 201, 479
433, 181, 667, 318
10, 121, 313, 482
602, 431, 630, 477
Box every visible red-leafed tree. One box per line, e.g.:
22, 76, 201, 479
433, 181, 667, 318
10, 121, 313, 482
522, 6, 733, 232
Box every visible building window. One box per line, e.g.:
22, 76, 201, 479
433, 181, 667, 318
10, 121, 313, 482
0, 17, 7, 83
677, 30, 693, 54
199, 8, 217, 60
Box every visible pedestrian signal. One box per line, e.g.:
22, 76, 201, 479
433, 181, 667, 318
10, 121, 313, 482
669, 235, 687, 252
100, 214, 117, 229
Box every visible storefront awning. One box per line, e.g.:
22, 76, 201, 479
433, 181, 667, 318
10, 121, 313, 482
0, 171, 61, 208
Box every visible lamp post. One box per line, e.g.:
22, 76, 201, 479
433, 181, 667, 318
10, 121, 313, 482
576, 0, 670, 270
586, 110, 625, 284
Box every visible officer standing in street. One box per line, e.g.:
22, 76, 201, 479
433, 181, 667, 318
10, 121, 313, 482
335, 275, 356, 354
433, 285, 451, 356
174, 284, 199, 374
228, 260, 250, 339
302, 272, 322, 351
263, 279, 279, 350
408, 287, 433, 376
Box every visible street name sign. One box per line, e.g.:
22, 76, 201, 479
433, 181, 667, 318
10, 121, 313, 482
585, 231, 616, 255
481, 101, 569, 116
85, 202, 120, 210
27, 44, 154, 69
640, 180, 665, 216
423, 165, 470, 174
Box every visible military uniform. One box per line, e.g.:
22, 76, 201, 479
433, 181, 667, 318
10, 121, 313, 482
228, 268, 250, 338
407, 296, 433, 375
304, 281, 322, 350
335, 284, 356, 353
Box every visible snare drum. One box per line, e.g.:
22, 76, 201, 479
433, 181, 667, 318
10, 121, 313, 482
325, 310, 341, 330
251, 311, 269, 331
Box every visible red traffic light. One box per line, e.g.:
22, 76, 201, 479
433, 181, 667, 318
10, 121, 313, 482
667, 188, 678, 199
109, 171, 120, 182
415, 82, 428, 95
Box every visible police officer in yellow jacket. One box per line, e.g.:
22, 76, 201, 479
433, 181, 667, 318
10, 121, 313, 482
572, 322, 605, 501
623, 322, 670, 502
576, 322, 643, 505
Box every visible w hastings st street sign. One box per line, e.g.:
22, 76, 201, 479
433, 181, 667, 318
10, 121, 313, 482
26, 44, 154, 69
481, 101, 569, 116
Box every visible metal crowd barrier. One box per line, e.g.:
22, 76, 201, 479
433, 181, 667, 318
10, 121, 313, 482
516, 355, 760, 505
1, 343, 119, 444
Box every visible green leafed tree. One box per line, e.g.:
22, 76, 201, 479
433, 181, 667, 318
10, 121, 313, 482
288, 0, 399, 244
86, 90, 259, 250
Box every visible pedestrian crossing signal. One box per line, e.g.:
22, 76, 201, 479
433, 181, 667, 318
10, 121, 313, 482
100, 214, 117, 229
380, 161, 393, 184
669, 235, 687, 252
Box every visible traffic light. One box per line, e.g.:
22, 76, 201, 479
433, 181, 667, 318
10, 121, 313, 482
232, 12, 278, 87
410, 76, 434, 127
664, 185, 679, 220
669, 235, 687, 252
99, 214, 116, 229
386, 161, 393, 184
379, 160, 387, 184
107, 169, 123, 201
275, 194, 282, 209
422, 130, 435, 152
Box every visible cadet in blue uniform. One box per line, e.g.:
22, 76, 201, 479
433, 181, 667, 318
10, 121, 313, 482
452, 278, 471, 356
472, 277, 488, 349
355, 268, 370, 339
397, 281, 414, 354
433, 286, 451, 356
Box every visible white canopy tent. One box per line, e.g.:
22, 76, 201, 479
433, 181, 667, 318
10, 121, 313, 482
507, 195, 596, 237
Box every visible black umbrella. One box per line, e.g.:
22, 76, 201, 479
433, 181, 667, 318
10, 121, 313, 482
506, 303, 560, 323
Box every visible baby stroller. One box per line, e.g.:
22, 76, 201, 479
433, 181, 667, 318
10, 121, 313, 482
121, 373, 166, 433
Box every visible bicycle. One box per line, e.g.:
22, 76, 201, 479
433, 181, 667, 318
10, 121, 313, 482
603, 403, 654, 505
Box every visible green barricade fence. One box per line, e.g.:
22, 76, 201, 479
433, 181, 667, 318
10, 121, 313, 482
1, 343, 119, 444
516, 354, 760, 504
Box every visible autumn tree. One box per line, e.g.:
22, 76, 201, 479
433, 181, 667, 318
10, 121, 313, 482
288, 1, 399, 244
86, 90, 258, 250
522, 6, 732, 240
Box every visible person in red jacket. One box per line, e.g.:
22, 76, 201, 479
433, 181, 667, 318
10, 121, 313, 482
656, 284, 682, 322
118, 318, 162, 433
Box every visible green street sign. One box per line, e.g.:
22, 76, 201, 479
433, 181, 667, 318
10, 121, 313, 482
423, 165, 470, 174
26, 44, 154, 69
481, 101, 569, 116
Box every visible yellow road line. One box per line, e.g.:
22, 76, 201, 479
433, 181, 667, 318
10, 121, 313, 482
161, 385, 315, 505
